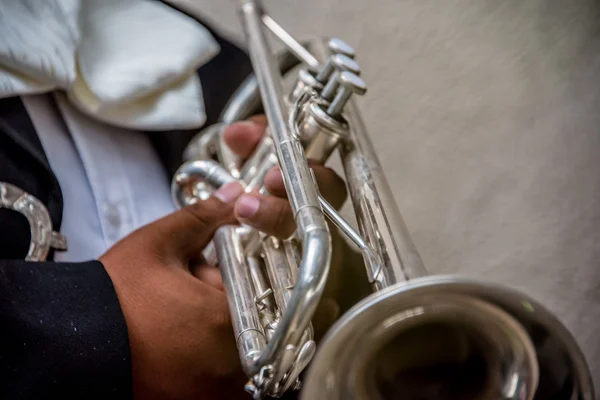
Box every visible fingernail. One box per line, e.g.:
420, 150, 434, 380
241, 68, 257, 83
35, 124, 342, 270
240, 120, 258, 128
213, 182, 244, 204
236, 195, 260, 218
231, 120, 258, 131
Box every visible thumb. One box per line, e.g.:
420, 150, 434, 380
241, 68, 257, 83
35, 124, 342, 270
152, 182, 244, 261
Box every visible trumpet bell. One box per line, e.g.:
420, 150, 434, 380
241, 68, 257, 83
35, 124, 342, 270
302, 276, 594, 400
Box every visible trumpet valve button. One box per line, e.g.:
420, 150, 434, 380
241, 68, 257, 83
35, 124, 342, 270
326, 71, 367, 118
319, 55, 362, 100
328, 38, 356, 59
316, 54, 361, 86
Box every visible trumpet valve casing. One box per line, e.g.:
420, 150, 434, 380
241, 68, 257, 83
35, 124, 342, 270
298, 102, 349, 163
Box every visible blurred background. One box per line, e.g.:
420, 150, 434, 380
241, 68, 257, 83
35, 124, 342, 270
171, 0, 600, 380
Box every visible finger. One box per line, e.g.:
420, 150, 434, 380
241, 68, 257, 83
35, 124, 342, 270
152, 182, 244, 261
223, 116, 268, 158
248, 114, 268, 126
191, 263, 224, 291
264, 162, 348, 210
234, 192, 296, 239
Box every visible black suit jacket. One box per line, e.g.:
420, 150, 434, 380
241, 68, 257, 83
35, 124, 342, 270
0, 5, 252, 399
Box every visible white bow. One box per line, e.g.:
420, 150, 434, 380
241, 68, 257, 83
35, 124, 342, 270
0, 0, 221, 131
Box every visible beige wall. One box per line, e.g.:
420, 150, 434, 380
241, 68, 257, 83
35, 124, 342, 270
173, 0, 600, 388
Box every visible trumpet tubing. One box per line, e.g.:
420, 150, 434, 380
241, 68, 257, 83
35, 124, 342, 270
171, 1, 595, 399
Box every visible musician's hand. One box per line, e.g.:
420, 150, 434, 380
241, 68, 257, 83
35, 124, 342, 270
224, 115, 349, 340
100, 186, 248, 400
223, 115, 347, 237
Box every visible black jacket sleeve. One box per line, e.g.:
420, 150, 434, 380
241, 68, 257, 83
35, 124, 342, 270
0, 259, 132, 400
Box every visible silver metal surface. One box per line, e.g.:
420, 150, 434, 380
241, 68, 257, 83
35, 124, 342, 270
246, 255, 277, 340
214, 225, 267, 376
262, 237, 295, 311
320, 56, 362, 101
0, 181, 67, 261
221, 76, 263, 125
302, 276, 595, 400
182, 124, 219, 162
290, 69, 324, 102
315, 54, 360, 84
327, 37, 356, 59
238, 0, 332, 393
239, 134, 276, 192
262, 15, 320, 70
326, 71, 367, 117
298, 102, 349, 162
172, 160, 236, 206
319, 196, 384, 281
339, 96, 427, 287
246, 157, 278, 194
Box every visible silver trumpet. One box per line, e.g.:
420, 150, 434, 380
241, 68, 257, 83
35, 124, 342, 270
172, 1, 595, 399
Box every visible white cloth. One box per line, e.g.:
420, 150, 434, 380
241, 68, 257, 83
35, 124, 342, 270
0, 0, 220, 130
22, 93, 176, 262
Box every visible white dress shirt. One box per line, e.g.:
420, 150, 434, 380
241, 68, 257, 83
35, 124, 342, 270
22, 93, 176, 262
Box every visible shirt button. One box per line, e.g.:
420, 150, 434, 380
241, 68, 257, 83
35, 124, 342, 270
105, 204, 121, 228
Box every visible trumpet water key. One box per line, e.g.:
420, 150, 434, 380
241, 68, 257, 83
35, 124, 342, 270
171, 1, 595, 399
